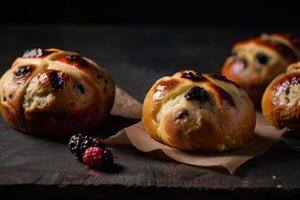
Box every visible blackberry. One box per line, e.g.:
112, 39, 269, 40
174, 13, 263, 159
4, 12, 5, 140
68, 134, 106, 160
68, 133, 86, 159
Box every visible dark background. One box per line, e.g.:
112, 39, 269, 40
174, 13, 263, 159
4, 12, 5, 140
0, 0, 299, 26
2, 1, 300, 199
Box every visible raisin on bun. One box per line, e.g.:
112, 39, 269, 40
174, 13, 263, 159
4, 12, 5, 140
142, 70, 256, 153
222, 33, 300, 108
262, 62, 300, 131
0, 48, 115, 136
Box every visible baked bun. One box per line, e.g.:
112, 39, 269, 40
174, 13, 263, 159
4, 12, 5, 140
142, 70, 256, 152
222, 33, 300, 108
0, 48, 115, 136
262, 62, 300, 131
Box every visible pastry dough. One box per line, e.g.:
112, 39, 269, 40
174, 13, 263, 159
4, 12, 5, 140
0, 48, 115, 136
222, 33, 300, 108
262, 62, 300, 131
143, 70, 256, 152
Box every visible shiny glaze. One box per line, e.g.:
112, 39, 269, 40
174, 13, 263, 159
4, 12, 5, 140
152, 79, 179, 102
153, 71, 237, 108
57, 55, 89, 68
287, 62, 300, 72
208, 74, 241, 88
209, 84, 235, 108
275, 33, 300, 50
239, 38, 297, 62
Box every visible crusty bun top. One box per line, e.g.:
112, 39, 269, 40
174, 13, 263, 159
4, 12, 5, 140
0, 48, 115, 136
222, 33, 300, 107
142, 70, 256, 152
262, 62, 300, 131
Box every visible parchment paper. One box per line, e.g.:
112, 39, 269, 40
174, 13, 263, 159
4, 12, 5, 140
106, 111, 286, 174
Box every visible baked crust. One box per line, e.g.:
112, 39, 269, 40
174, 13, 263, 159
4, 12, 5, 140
0, 48, 115, 136
262, 62, 300, 131
222, 33, 300, 108
142, 70, 256, 152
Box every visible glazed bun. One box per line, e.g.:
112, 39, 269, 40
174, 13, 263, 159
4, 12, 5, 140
222, 33, 300, 108
0, 48, 115, 136
262, 62, 300, 131
142, 70, 256, 153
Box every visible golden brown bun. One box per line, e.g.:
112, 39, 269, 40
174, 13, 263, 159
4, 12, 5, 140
222, 33, 300, 108
262, 62, 300, 131
142, 70, 256, 153
0, 48, 115, 136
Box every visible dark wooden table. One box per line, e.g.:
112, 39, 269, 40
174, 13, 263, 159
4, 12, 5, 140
1, 25, 300, 199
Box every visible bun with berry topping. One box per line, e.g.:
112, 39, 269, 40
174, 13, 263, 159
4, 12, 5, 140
142, 70, 256, 153
262, 62, 300, 131
222, 33, 300, 108
0, 48, 115, 136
